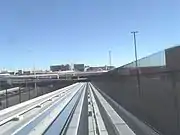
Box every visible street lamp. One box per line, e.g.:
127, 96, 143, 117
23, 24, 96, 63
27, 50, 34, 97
131, 31, 141, 95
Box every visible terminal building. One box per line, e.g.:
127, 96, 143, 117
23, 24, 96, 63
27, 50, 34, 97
50, 64, 70, 72
74, 64, 85, 72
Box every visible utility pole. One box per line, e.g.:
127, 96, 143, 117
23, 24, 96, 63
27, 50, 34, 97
131, 31, 141, 96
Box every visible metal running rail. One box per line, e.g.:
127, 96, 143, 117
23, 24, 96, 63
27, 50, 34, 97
88, 83, 108, 135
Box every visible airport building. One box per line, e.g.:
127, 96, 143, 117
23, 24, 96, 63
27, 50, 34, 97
74, 64, 85, 72
50, 64, 70, 72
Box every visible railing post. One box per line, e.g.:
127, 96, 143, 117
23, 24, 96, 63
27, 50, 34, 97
26, 80, 30, 100
5, 89, 8, 108
34, 77, 37, 97
19, 87, 21, 103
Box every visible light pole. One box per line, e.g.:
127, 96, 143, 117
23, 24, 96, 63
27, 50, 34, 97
131, 31, 141, 96
131, 31, 138, 68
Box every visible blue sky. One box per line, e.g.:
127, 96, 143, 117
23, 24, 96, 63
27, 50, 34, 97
0, 0, 180, 70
